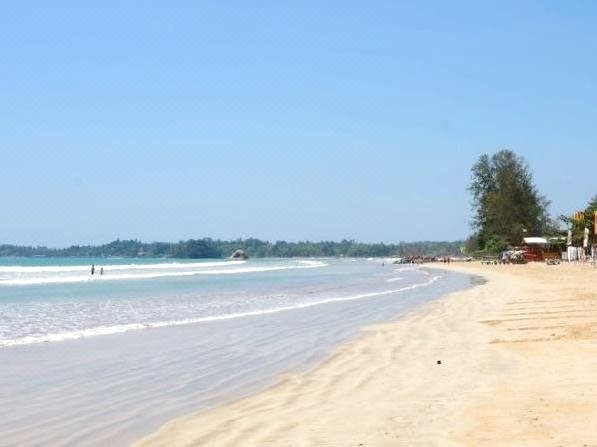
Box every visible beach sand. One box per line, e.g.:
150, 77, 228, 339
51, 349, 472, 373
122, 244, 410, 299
136, 262, 597, 446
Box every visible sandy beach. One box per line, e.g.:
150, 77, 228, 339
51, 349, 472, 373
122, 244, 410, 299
136, 262, 597, 447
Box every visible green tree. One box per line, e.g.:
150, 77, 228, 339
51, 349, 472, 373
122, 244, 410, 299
560, 194, 597, 246
468, 150, 550, 252
172, 239, 219, 258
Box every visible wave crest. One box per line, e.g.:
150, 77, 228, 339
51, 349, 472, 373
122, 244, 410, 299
0, 260, 327, 286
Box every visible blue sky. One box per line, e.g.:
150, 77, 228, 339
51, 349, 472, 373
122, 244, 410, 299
1, 1, 596, 246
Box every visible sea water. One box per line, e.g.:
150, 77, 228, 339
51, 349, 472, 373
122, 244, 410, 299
0, 257, 477, 446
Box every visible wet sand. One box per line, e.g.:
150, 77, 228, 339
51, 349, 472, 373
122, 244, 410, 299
136, 262, 597, 446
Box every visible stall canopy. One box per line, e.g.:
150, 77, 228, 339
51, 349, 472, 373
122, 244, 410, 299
523, 237, 548, 244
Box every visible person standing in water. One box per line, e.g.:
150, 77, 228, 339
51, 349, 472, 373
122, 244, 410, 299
91, 264, 95, 275
100, 267, 104, 276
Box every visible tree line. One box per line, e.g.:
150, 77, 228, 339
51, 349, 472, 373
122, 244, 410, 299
0, 238, 465, 259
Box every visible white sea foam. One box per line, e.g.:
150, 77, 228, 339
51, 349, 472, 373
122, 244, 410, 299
0, 260, 327, 286
0, 275, 440, 347
386, 277, 403, 282
0, 260, 245, 273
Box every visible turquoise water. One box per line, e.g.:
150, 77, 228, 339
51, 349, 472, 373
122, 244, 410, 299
0, 257, 330, 346
0, 257, 476, 446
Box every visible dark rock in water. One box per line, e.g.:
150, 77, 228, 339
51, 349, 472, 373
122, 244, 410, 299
437, 360, 442, 365
230, 249, 248, 260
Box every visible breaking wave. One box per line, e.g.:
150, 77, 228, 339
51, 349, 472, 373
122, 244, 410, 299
0, 260, 326, 286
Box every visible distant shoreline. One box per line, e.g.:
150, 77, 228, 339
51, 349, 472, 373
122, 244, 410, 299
0, 238, 465, 259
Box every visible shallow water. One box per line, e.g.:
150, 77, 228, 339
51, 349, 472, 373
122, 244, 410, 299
0, 258, 476, 446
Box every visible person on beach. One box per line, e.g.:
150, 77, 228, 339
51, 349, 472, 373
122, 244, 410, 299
91, 264, 95, 275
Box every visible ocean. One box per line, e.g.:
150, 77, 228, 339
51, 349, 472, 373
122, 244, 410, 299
0, 257, 476, 446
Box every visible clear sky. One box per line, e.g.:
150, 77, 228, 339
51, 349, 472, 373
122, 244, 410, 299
1, 1, 596, 247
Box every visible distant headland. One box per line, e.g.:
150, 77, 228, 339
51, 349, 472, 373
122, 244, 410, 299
0, 238, 464, 259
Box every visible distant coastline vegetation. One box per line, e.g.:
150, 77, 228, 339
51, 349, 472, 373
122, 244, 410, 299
0, 238, 464, 259
9, 150, 591, 260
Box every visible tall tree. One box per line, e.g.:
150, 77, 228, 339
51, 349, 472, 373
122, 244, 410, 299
468, 150, 550, 251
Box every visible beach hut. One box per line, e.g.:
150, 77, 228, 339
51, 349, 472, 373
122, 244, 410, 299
522, 237, 562, 262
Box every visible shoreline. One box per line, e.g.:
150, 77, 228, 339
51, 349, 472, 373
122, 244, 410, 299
136, 262, 597, 446
1, 259, 472, 446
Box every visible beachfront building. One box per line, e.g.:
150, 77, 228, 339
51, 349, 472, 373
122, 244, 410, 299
521, 237, 563, 262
